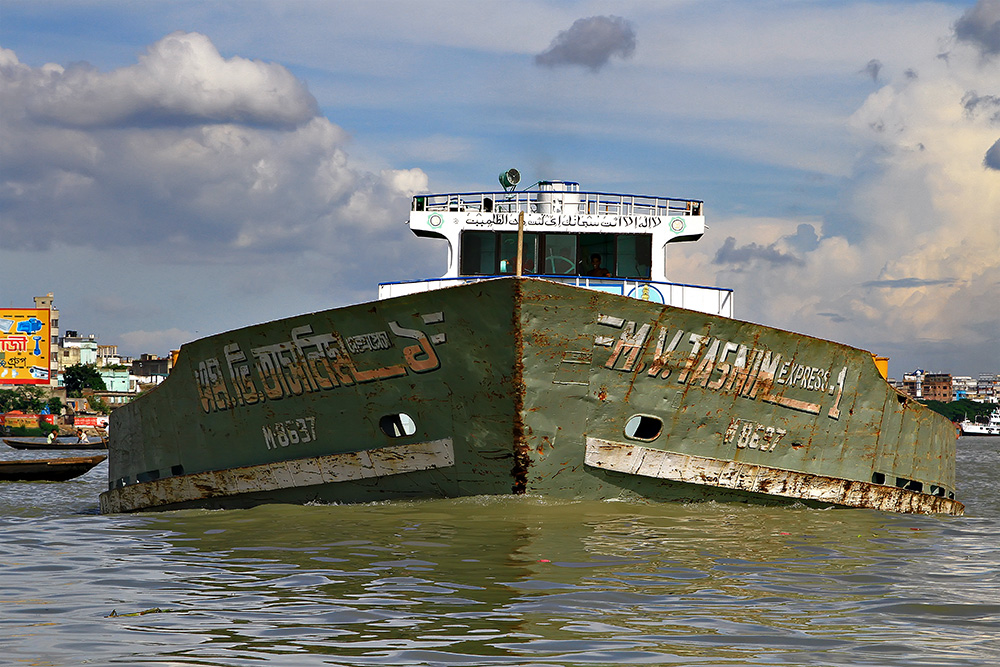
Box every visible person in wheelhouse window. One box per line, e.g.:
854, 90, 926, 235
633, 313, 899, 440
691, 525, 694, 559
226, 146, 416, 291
585, 254, 611, 277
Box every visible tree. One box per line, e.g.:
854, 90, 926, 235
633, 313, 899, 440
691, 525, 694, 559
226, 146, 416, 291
0, 386, 47, 413
88, 395, 111, 415
920, 398, 994, 423
63, 363, 107, 398
0, 389, 14, 414
17, 386, 46, 413
46, 396, 63, 416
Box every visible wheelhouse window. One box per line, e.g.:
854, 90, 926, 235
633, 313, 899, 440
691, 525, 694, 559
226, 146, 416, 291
579, 234, 616, 277
458, 231, 651, 279
542, 233, 577, 275
500, 232, 539, 274
460, 231, 496, 276
615, 234, 653, 279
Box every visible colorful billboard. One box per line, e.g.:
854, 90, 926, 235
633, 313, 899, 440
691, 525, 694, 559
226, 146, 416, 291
0, 308, 52, 384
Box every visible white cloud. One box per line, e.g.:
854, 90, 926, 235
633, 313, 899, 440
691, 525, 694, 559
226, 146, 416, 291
0, 31, 436, 357
17, 32, 317, 128
672, 23, 1000, 374
0, 33, 427, 265
1, 4, 996, 374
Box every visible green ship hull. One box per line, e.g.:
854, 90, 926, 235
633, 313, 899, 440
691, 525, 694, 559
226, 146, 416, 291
100, 278, 962, 515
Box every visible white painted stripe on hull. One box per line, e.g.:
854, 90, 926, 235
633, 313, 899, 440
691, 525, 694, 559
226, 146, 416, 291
100, 438, 454, 513
584, 438, 963, 516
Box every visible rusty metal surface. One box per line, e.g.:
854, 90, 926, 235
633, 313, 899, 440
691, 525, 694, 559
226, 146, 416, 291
100, 439, 454, 513
103, 277, 961, 515
585, 438, 963, 515
515, 279, 960, 510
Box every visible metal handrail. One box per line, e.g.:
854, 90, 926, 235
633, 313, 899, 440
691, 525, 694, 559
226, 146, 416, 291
413, 190, 703, 217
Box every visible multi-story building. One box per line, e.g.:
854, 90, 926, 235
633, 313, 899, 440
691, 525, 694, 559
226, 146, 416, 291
977, 374, 999, 402
901, 370, 954, 401
922, 373, 953, 402
952, 376, 978, 400
1, 293, 61, 388
131, 354, 173, 389
33, 293, 60, 386
97, 344, 125, 367
901, 370, 925, 398
61, 331, 99, 367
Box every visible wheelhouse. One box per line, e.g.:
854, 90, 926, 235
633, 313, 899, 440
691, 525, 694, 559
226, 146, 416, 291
380, 178, 733, 317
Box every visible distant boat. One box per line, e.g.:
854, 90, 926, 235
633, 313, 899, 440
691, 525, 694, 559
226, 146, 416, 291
0, 454, 106, 482
960, 407, 1000, 436
2, 437, 108, 450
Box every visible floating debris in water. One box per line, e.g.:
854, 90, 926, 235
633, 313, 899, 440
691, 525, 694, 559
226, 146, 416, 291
106, 607, 165, 618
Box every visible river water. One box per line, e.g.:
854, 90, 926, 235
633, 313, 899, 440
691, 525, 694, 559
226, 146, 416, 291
2, 437, 998, 666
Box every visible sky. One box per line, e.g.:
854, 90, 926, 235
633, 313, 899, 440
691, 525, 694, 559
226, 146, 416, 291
1, 0, 998, 379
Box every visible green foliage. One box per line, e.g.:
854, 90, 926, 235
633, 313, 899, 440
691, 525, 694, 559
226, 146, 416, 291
88, 395, 111, 415
0, 386, 48, 413
63, 363, 107, 397
920, 398, 995, 423
46, 396, 63, 415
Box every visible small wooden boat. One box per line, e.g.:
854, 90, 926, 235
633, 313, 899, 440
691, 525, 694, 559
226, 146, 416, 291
0, 454, 107, 481
2, 437, 108, 450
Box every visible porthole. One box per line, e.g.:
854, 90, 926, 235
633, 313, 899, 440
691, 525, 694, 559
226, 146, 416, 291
624, 414, 662, 441
379, 413, 417, 438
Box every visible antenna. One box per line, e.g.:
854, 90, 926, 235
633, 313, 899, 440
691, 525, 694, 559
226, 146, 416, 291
499, 168, 520, 192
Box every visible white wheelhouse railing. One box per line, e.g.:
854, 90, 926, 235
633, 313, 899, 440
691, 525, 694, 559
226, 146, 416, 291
413, 188, 702, 218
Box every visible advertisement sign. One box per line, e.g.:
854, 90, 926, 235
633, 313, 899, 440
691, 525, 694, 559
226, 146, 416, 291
0, 412, 55, 427
0, 308, 51, 384
74, 414, 110, 429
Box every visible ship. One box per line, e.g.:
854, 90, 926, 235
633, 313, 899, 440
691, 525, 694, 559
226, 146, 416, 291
960, 407, 1000, 436
99, 172, 963, 515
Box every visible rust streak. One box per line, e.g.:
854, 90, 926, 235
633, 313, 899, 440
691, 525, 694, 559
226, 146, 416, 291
511, 279, 529, 494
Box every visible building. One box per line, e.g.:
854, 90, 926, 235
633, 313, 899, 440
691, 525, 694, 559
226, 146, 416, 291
98, 367, 130, 393
1, 293, 61, 388
33, 293, 60, 386
900, 371, 953, 401
977, 374, 999, 403
97, 344, 125, 368
901, 370, 925, 398
131, 353, 173, 389
89, 389, 136, 409
922, 374, 953, 402
952, 376, 977, 401
61, 331, 99, 367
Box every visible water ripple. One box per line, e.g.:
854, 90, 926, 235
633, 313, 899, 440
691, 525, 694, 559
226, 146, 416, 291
1, 438, 999, 665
